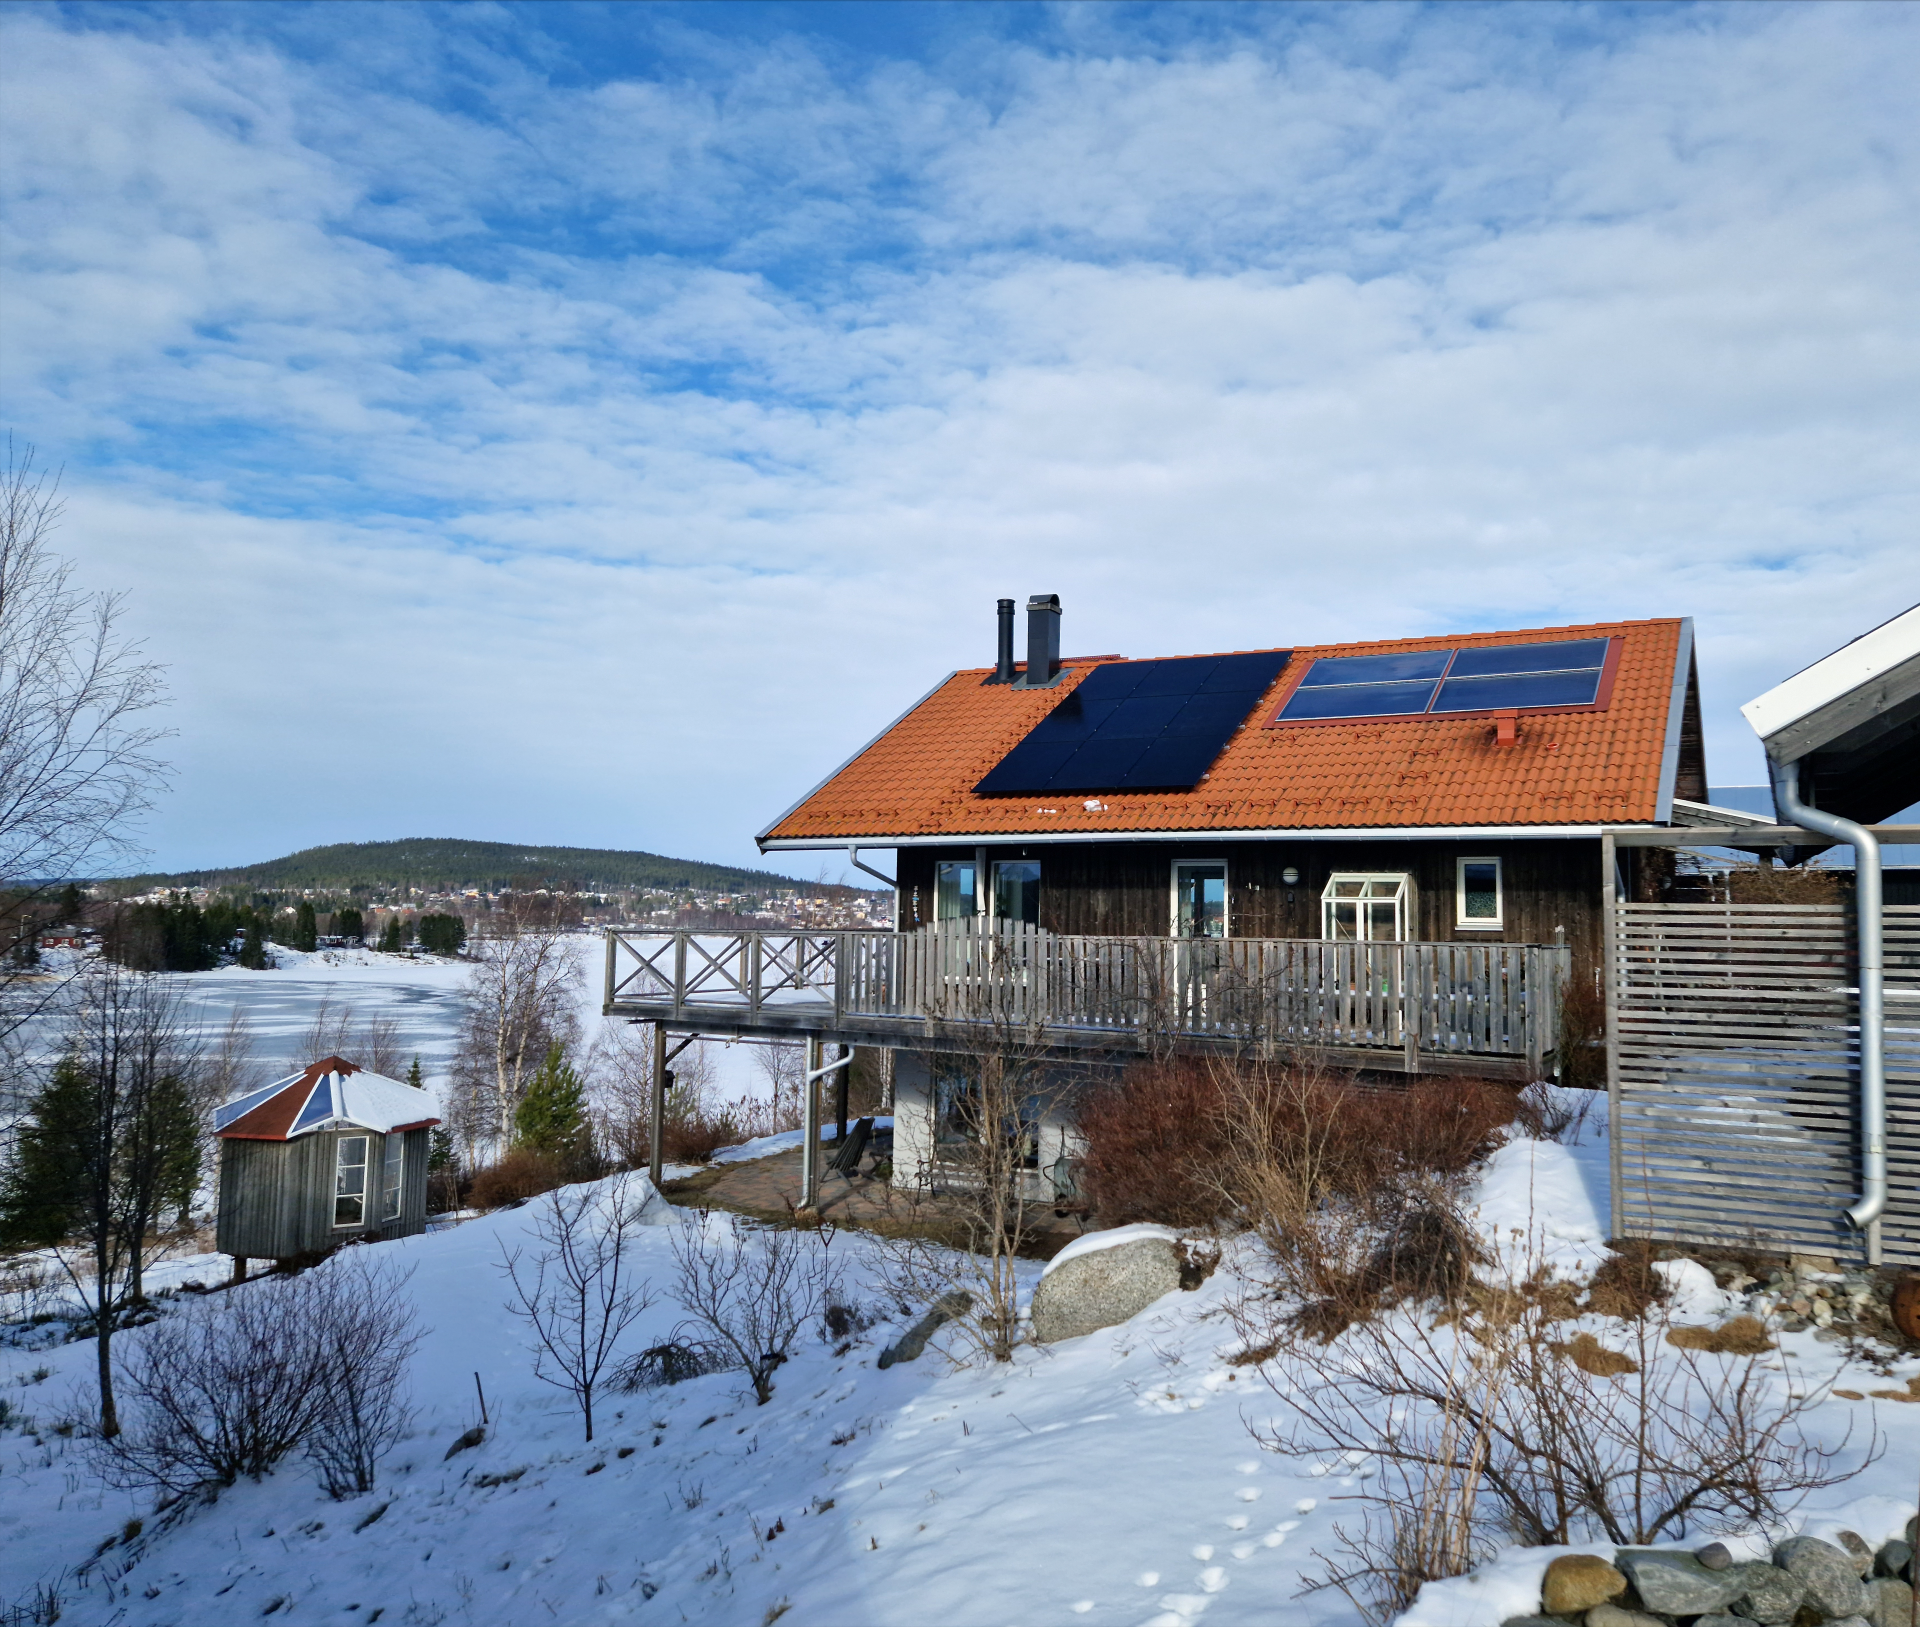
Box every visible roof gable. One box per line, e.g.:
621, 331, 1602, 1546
760, 617, 1692, 844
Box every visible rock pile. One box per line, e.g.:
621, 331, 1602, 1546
1710, 1257, 1905, 1344
1500, 1524, 1916, 1627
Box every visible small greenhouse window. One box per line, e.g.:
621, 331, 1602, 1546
334, 1135, 368, 1228
1320, 874, 1410, 942
1457, 858, 1503, 929
380, 1136, 403, 1222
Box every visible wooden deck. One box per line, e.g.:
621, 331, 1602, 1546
604, 921, 1569, 1078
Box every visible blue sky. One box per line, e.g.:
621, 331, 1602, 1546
2, 1, 1915, 876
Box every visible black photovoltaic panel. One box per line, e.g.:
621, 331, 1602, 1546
1275, 637, 1612, 723
975, 651, 1291, 795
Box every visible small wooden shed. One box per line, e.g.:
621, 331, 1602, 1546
214, 1056, 440, 1269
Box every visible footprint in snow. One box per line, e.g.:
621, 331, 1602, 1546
1071, 1604, 1094, 1615
1191, 1545, 1213, 1561
1136, 1571, 1160, 1588
1294, 1498, 1317, 1514
1223, 1516, 1249, 1531
1198, 1567, 1228, 1594
1235, 1461, 1259, 1475
1235, 1487, 1260, 1502
1231, 1542, 1259, 1561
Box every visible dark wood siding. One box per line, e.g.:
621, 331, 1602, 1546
894, 837, 1602, 977
216, 1126, 433, 1260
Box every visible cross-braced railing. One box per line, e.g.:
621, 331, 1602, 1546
606, 919, 1569, 1070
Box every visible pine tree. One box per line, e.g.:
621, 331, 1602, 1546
513, 1044, 595, 1172
58, 882, 84, 923
0, 1057, 90, 1245
238, 919, 269, 970
377, 914, 403, 953
406, 1054, 424, 1090
293, 900, 318, 953
335, 906, 365, 944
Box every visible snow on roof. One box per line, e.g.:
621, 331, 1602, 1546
215, 1056, 440, 1140
1740, 603, 1920, 753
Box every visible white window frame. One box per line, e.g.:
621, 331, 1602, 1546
1319, 873, 1412, 943
1170, 860, 1230, 940
334, 1134, 369, 1228
1455, 856, 1504, 930
380, 1135, 404, 1223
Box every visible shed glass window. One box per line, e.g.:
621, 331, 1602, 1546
334, 1135, 368, 1227
991, 860, 1042, 926
380, 1136, 404, 1222
1174, 863, 1228, 939
1457, 858, 1503, 928
934, 860, 978, 920
1321, 874, 1410, 942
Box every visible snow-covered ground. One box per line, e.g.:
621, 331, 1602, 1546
1, 1097, 1914, 1626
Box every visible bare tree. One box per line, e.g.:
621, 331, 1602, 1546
0, 441, 170, 1042
498, 1174, 656, 1442
751, 1041, 805, 1131
452, 914, 581, 1153
11, 963, 203, 1436
670, 1211, 840, 1405
583, 1021, 716, 1168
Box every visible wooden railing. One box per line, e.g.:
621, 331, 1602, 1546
605, 920, 1568, 1069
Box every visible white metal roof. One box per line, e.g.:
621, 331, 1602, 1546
1741, 604, 1920, 750
214, 1061, 440, 1139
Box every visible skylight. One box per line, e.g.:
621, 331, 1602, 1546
1271, 637, 1613, 725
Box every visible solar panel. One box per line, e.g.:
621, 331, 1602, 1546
975, 650, 1290, 795
1274, 636, 1613, 724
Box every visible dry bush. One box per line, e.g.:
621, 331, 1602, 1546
101, 1257, 419, 1499
469, 1149, 565, 1209
1726, 860, 1845, 905
611, 1340, 730, 1391
670, 1211, 840, 1404
1552, 967, 1607, 1093
660, 1099, 748, 1165
1079, 1056, 1519, 1230
1248, 1230, 1876, 1625
1586, 1240, 1669, 1320
498, 1176, 656, 1442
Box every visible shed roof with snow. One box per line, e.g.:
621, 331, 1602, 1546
214, 1056, 440, 1142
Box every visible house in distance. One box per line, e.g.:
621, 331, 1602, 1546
608, 594, 1719, 1200
213, 1057, 439, 1273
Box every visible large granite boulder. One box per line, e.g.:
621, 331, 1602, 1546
1727, 1558, 1808, 1624
1614, 1549, 1745, 1616
1029, 1225, 1184, 1344
1775, 1535, 1869, 1619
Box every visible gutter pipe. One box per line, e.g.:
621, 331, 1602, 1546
1769, 757, 1885, 1241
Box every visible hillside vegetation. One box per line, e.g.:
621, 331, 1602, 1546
111, 837, 863, 897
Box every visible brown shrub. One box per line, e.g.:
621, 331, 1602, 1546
1725, 860, 1845, 905
659, 1102, 747, 1165
1586, 1241, 1669, 1320
1077, 1057, 1520, 1229
1665, 1315, 1775, 1355
469, 1149, 564, 1209
1554, 966, 1607, 1093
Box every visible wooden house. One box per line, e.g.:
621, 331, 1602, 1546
214, 1056, 439, 1270
607, 596, 1720, 1201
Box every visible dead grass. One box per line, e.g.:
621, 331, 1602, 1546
1586, 1241, 1669, 1320
469, 1149, 566, 1209
1666, 1315, 1776, 1355
1550, 1332, 1640, 1377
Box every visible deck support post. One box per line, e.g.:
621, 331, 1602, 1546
801, 1033, 823, 1211
650, 1021, 667, 1190
1601, 830, 1623, 1242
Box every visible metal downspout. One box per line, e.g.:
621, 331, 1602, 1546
1770, 759, 1885, 1251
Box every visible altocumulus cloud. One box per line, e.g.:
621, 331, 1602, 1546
0, 2, 1914, 871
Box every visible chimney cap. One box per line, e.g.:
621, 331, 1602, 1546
1027, 593, 1060, 611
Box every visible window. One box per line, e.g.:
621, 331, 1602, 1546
1321, 874, 1411, 942
1457, 858, 1503, 929
334, 1135, 368, 1227
934, 859, 978, 920
380, 1135, 404, 1222
1173, 862, 1228, 939
991, 860, 1042, 925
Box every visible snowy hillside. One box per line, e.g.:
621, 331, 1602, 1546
2, 1103, 1916, 1627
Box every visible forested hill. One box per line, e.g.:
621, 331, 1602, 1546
113, 838, 865, 897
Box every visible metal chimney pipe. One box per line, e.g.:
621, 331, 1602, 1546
992, 598, 1016, 683
1019, 593, 1061, 687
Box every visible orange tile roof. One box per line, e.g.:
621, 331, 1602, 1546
761, 618, 1689, 843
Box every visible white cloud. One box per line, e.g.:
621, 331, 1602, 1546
0, 4, 1915, 870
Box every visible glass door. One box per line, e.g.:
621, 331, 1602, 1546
1174, 863, 1228, 938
